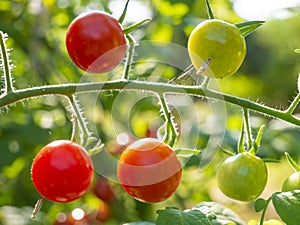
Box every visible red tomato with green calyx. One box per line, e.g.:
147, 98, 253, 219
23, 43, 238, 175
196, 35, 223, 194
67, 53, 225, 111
117, 138, 182, 203
66, 11, 127, 73
31, 140, 94, 203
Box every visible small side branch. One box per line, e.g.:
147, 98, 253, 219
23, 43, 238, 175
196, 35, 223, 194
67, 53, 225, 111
285, 92, 300, 115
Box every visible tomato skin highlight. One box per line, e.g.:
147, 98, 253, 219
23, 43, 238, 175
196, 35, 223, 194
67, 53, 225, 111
66, 11, 127, 73
117, 138, 182, 203
31, 140, 94, 203
216, 152, 268, 201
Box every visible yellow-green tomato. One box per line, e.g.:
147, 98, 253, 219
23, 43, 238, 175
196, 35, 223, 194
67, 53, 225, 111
282, 171, 300, 192
217, 152, 268, 201
187, 19, 246, 78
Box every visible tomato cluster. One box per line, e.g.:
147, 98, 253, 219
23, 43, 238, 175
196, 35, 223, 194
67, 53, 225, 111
29, 4, 290, 223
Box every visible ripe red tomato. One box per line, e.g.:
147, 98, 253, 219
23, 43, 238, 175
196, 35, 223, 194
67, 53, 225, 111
66, 11, 127, 73
93, 176, 115, 202
117, 138, 182, 203
31, 140, 94, 203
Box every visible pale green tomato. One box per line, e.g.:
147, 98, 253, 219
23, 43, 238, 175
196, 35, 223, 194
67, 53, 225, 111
216, 152, 268, 201
188, 19, 246, 78
282, 171, 300, 192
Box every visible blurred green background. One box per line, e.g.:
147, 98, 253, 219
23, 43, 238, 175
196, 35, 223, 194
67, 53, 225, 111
0, 0, 300, 224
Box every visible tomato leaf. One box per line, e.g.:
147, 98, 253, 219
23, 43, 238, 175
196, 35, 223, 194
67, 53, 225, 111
272, 190, 300, 225
156, 207, 213, 225
193, 202, 247, 225
235, 21, 265, 37
254, 198, 267, 212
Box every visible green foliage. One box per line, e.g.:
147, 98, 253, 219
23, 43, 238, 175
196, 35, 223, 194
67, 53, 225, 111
272, 191, 300, 225
156, 202, 247, 225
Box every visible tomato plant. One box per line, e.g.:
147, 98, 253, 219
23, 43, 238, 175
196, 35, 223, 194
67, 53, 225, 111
2, 0, 300, 224
117, 138, 182, 203
31, 140, 94, 203
66, 10, 127, 73
188, 19, 246, 78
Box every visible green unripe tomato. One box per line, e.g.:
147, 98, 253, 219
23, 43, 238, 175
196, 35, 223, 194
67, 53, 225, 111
282, 171, 300, 192
217, 152, 268, 201
188, 19, 246, 78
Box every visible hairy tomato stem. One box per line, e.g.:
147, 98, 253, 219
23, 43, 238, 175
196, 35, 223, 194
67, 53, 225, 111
1, 80, 300, 127
0, 31, 14, 94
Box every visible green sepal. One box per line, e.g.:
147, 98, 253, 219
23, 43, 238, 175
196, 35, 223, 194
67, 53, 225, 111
262, 158, 281, 163
235, 20, 265, 37
118, 0, 130, 24
175, 148, 201, 157
123, 19, 151, 35
219, 147, 235, 156
205, 0, 215, 19
295, 49, 300, 54
285, 152, 300, 172
249, 124, 266, 155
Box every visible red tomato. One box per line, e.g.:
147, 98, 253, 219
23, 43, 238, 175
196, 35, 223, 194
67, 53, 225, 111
66, 11, 127, 73
31, 140, 94, 203
93, 176, 115, 202
117, 138, 182, 203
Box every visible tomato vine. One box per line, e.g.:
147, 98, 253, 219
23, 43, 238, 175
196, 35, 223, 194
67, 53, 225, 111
1, 0, 300, 224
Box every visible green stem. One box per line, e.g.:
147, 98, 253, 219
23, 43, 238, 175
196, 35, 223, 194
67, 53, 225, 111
1, 80, 300, 127
285, 92, 300, 115
69, 95, 92, 145
122, 34, 135, 80
158, 93, 178, 147
201, 76, 210, 89
259, 197, 272, 225
243, 108, 253, 150
0, 32, 14, 94
238, 123, 246, 153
